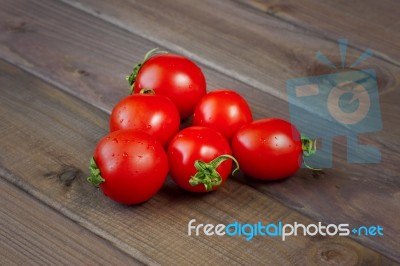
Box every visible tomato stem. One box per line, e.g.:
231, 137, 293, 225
139, 88, 156, 94
301, 135, 322, 171
126, 48, 168, 93
189, 154, 240, 191
87, 157, 105, 186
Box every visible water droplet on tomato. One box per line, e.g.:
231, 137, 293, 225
146, 125, 152, 129
122, 152, 128, 158
137, 155, 143, 158
119, 119, 124, 123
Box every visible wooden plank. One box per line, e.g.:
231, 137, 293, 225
235, 0, 400, 66
1, 0, 399, 261
0, 178, 142, 266
0, 60, 394, 265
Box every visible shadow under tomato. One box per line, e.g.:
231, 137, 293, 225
158, 176, 218, 201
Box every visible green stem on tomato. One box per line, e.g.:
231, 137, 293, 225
301, 135, 322, 171
125, 48, 168, 93
189, 154, 240, 191
87, 157, 105, 186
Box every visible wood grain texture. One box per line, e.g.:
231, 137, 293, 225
60, 0, 400, 103
0, 60, 395, 265
235, 0, 400, 66
0, 0, 399, 262
0, 178, 142, 266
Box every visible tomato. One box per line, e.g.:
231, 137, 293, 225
192, 89, 253, 141
168, 126, 238, 192
128, 49, 206, 119
109, 93, 180, 147
87, 129, 168, 205
232, 118, 303, 180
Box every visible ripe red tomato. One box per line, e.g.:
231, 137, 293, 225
129, 50, 206, 119
109, 94, 180, 147
232, 118, 303, 180
87, 129, 169, 205
168, 126, 237, 192
192, 89, 253, 141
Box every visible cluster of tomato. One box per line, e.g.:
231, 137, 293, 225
87, 49, 316, 205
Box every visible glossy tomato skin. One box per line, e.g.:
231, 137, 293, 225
168, 127, 232, 192
109, 94, 180, 147
232, 118, 302, 180
93, 129, 168, 205
133, 54, 206, 119
192, 89, 253, 141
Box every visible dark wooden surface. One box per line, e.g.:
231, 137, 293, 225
0, 0, 399, 265
0, 177, 141, 266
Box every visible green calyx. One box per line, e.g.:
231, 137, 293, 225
87, 157, 105, 186
189, 154, 240, 191
301, 135, 321, 171
126, 48, 168, 92
301, 135, 317, 157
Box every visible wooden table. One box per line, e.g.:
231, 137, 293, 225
1, 0, 399, 265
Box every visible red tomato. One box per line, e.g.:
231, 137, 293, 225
130, 51, 206, 119
168, 126, 236, 192
87, 129, 168, 205
232, 118, 303, 180
109, 94, 180, 147
192, 89, 253, 141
